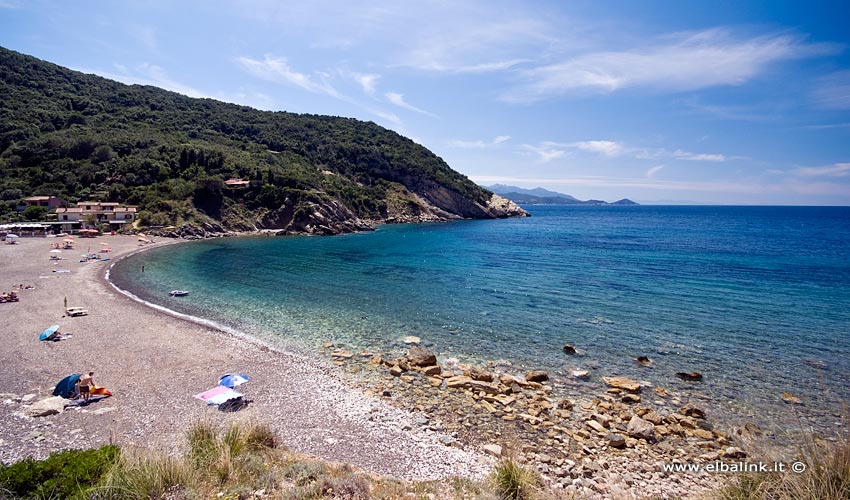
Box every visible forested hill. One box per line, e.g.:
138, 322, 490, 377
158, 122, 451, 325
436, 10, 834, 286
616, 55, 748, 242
0, 47, 527, 235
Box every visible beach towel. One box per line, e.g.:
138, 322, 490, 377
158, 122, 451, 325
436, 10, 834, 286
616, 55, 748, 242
193, 386, 243, 405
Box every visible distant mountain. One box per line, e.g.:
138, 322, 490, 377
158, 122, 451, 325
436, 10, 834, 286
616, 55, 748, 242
484, 185, 638, 206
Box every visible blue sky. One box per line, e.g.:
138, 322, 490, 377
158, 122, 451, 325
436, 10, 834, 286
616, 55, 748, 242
2, 1, 849, 205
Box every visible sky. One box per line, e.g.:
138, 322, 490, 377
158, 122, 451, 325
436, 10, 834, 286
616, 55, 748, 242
2, 1, 850, 205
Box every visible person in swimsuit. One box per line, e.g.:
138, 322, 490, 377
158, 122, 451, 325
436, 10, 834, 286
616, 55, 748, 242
78, 371, 94, 402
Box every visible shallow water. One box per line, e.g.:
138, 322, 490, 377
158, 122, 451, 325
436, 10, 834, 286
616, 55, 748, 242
111, 206, 850, 435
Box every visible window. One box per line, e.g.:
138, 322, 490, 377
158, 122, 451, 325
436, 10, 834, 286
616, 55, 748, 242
63, 215, 68, 221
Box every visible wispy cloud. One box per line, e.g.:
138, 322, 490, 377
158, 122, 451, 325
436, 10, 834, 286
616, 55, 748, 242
646, 165, 665, 177
635, 147, 729, 162
504, 29, 834, 102
811, 71, 850, 110
795, 162, 850, 177
351, 72, 380, 96
131, 25, 157, 51
448, 135, 511, 149
384, 92, 438, 117
572, 140, 624, 156
521, 144, 568, 163
237, 54, 342, 98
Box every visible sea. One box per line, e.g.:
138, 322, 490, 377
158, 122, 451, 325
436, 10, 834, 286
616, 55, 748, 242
110, 205, 850, 438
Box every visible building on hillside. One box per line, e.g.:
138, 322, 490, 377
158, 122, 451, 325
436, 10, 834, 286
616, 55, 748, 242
225, 178, 251, 187
19, 196, 65, 210
55, 201, 137, 232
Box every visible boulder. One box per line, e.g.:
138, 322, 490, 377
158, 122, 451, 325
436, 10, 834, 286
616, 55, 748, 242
407, 346, 437, 367
676, 371, 703, 382
572, 370, 589, 379
556, 399, 574, 410
607, 433, 627, 448
482, 444, 503, 457
621, 394, 641, 404
781, 392, 802, 405
635, 356, 652, 366
445, 376, 473, 390
421, 365, 442, 376
402, 336, 421, 344
389, 366, 404, 377
330, 349, 354, 359
525, 371, 549, 383
369, 354, 383, 366
679, 403, 706, 419
626, 415, 656, 442
468, 367, 494, 382
563, 344, 578, 355
24, 396, 67, 417
722, 447, 747, 459
470, 380, 501, 395
603, 376, 641, 393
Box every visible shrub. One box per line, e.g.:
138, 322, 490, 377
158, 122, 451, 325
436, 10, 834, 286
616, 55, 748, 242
492, 458, 540, 500
97, 452, 194, 500
0, 445, 119, 500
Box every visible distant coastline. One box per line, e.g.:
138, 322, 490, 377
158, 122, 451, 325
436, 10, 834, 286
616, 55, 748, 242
484, 184, 638, 206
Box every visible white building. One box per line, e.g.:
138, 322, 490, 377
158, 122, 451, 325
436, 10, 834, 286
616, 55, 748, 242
56, 201, 137, 230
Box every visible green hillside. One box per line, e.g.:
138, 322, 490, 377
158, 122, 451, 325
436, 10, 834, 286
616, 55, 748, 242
0, 47, 525, 234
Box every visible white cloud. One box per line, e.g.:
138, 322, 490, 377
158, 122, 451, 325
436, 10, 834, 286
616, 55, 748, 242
504, 29, 833, 102
131, 25, 157, 51
795, 162, 850, 177
384, 92, 438, 117
352, 73, 380, 96
812, 71, 850, 110
521, 144, 568, 163
646, 165, 665, 177
673, 150, 727, 162
237, 55, 341, 98
572, 140, 624, 156
448, 135, 510, 149
635, 147, 729, 162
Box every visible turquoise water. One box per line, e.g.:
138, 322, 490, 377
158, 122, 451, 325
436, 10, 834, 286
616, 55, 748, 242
111, 206, 850, 434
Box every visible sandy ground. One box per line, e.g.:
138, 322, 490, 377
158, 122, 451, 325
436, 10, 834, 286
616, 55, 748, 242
0, 234, 490, 480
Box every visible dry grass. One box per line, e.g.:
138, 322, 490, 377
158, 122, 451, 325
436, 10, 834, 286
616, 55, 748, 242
714, 430, 850, 500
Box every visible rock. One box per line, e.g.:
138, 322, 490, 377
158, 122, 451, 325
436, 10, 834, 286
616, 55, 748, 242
781, 392, 802, 405
693, 429, 713, 440
330, 349, 354, 358
603, 377, 641, 393
369, 354, 383, 366
445, 376, 473, 390
407, 346, 437, 367
21, 394, 36, 403
403, 336, 421, 344
642, 410, 663, 425
572, 370, 589, 379
389, 366, 404, 376
679, 403, 706, 419
322, 341, 334, 348
722, 447, 747, 459
525, 371, 549, 383
563, 344, 578, 355
586, 420, 606, 434
654, 387, 669, 397
421, 365, 442, 376
607, 433, 627, 448
483, 444, 503, 457
428, 377, 443, 387
470, 380, 501, 395
635, 356, 652, 366
24, 396, 67, 417
556, 399, 574, 410
626, 416, 656, 442
621, 394, 641, 404
468, 367, 494, 382
676, 371, 703, 382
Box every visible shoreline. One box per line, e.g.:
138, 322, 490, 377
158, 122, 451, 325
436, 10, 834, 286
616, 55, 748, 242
0, 234, 492, 482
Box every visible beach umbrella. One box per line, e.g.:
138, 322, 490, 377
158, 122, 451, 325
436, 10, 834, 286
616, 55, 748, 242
39, 324, 60, 341
49, 249, 61, 253
99, 242, 110, 246
6, 234, 18, 238
219, 373, 249, 388
52, 374, 81, 398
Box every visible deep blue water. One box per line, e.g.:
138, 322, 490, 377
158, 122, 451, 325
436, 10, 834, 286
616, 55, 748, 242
112, 206, 850, 433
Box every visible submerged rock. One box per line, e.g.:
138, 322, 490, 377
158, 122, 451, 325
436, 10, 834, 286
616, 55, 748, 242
525, 371, 549, 383
676, 371, 703, 382
635, 356, 652, 366
603, 376, 641, 393
781, 392, 802, 405
563, 344, 578, 355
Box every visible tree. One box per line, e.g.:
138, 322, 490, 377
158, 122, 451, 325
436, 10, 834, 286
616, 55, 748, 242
22, 206, 49, 221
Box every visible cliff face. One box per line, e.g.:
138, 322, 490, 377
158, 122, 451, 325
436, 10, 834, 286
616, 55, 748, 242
0, 47, 528, 235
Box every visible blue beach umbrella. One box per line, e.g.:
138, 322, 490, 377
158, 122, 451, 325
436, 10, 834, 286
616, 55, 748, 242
219, 373, 249, 388
39, 324, 60, 341
53, 374, 81, 398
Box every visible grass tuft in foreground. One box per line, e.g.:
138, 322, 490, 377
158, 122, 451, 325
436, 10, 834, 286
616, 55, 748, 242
492, 457, 541, 500
714, 431, 850, 500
